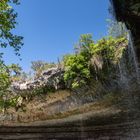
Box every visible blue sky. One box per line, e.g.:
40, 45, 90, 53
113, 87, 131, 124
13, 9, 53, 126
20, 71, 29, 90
4, 0, 110, 72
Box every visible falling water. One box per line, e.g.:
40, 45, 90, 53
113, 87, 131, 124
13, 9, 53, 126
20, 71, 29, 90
118, 29, 140, 89
115, 28, 140, 115
118, 58, 129, 88
127, 30, 140, 81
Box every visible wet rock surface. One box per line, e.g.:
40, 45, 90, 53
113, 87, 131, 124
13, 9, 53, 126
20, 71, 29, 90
111, 0, 140, 62
0, 120, 140, 139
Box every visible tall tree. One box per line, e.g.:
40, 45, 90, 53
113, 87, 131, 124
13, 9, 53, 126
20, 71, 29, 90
0, 0, 23, 58
0, 0, 23, 95
8, 63, 22, 76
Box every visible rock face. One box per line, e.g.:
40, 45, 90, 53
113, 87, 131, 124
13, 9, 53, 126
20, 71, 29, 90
111, 0, 140, 61
11, 67, 65, 93
41, 67, 65, 90
90, 55, 103, 70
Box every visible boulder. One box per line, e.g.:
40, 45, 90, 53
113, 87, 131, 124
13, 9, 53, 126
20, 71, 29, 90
10, 67, 65, 93
41, 67, 65, 90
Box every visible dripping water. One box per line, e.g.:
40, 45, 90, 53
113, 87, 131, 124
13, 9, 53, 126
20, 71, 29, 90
118, 59, 129, 89
127, 30, 140, 81
118, 29, 140, 89
117, 28, 140, 112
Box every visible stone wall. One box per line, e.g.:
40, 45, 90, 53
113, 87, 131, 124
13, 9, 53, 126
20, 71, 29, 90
111, 0, 140, 62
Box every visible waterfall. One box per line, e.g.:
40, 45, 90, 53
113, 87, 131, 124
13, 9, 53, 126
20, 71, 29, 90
127, 31, 140, 81
118, 58, 129, 88
118, 30, 140, 89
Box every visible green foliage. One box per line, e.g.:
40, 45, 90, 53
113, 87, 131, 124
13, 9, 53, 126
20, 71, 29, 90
32, 86, 55, 96
0, 61, 11, 96
8, 63, 22, 76
90, 36, 127, 82
63, 34, 93, 88
31, 60, 56, 78
75, 34, 93, 58
0, 95, 23, 112
0, 0, 23, 109
64, 54, 90, 88
0, 0, 23, 57
0, 0, 23, 106
63, 34, 127, 89
90, 36, 127, 62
